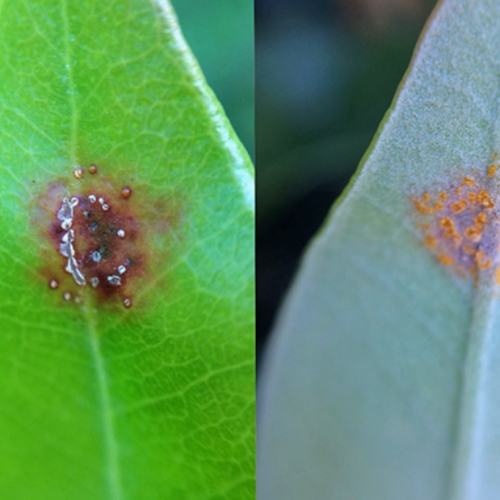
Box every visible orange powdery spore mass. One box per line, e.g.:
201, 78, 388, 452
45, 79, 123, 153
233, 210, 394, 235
474, 212, 487, 228
451, 199, 468, 214
468, 192, 477, 203
413, 200, 429, 215
440, 217, 461, 245
438, 254, 454, 266
464, 226, 482, 243
478, 190, 495, 209
463, 245, 475, 255
410, 163, 500, 286
424, 235, 436, 248
476, 250, 492, 269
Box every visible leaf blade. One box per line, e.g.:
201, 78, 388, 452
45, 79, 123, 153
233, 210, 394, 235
0, 1, 254, 498
259, 0, 500, 498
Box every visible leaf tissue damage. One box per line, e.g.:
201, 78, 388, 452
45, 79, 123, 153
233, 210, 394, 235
31, 163, 183, 312
411, 154, 500, 286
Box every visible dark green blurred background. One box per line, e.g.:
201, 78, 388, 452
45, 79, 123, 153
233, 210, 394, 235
172, 0, 254, 158
172, 0, 440, 363
256, 0, 437, 362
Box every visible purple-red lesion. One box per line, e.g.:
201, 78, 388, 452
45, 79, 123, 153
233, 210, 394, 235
69, 191, 146, 301
31, 162, 184, 311
411, 162, 500, 286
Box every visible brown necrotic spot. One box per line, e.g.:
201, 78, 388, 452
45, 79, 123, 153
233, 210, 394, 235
68, 189, 146, 302
30, 164, 185, 312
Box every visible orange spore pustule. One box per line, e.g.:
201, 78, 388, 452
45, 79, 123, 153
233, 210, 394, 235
410, 160, 500, 286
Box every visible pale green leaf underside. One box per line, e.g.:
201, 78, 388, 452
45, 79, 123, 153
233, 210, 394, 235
259, 1, 500, 499
0, 1, 254, 499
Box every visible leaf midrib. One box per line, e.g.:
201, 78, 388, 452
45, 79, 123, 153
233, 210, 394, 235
85, 303, 123, 500
61, 1, 122, 497
448, 279, 497, 499
61, 0, 78, 165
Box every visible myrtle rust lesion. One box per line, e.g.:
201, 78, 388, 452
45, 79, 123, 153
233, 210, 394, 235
42, 164, 143, 308
411, 155, 500, 286
33, 162, 184, 311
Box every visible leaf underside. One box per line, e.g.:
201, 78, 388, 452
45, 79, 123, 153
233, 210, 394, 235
259, 0, 500, 499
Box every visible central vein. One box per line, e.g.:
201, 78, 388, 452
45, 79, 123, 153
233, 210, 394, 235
448, 283, 496, 500
60, 3, 122, 497
86, 304, 123, 500
61, 0, 79, 164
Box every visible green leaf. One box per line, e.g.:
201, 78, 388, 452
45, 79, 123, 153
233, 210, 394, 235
259, 0, 500, 499
0, 1, 254, 499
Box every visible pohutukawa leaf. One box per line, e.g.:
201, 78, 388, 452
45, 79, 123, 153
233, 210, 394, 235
259, 0, 500, 499
0, 1, 254, 498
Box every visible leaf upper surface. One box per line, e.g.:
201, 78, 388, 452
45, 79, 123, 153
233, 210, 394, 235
259, 0, 500, 499
0, 1, 254, 499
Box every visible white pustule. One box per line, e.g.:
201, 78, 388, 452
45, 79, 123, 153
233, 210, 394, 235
57, 197, 86, 286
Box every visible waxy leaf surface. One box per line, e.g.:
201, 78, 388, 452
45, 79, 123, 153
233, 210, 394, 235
0, 1, 254, 499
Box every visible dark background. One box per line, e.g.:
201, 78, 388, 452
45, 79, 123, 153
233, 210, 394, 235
172, 0, 254, 159
173, 0, 439, 366
256, 0, 437, 364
